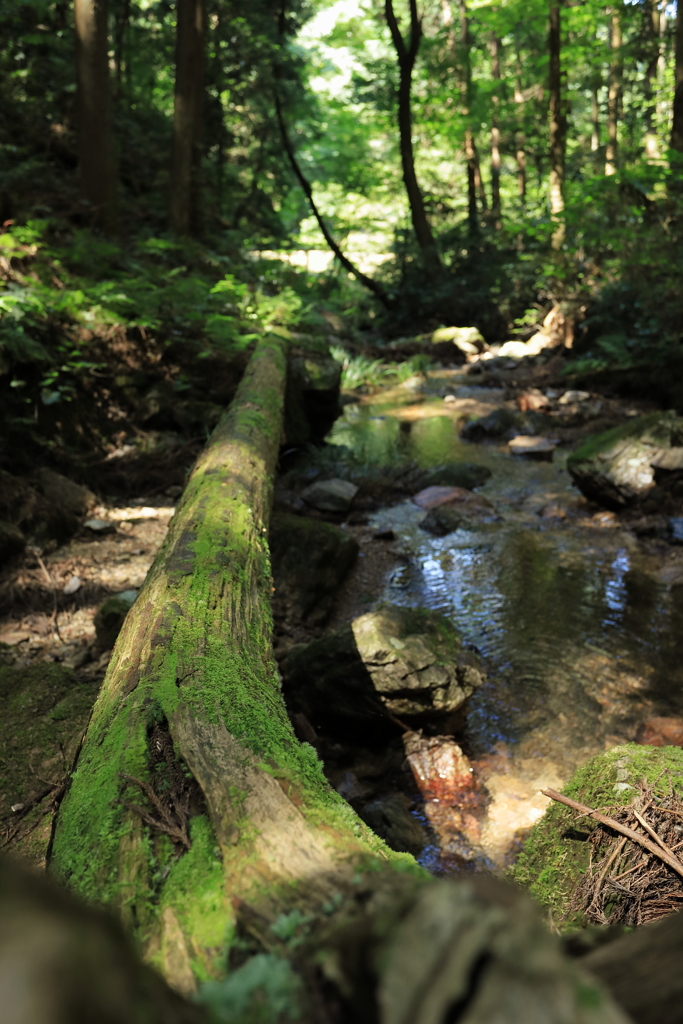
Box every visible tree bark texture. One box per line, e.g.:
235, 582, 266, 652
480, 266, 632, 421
385, 0, 441, 268
490, 35, 502, 228
74, 0, 117, 232
169, 0, 206, 236
605, 9, 622, 175
671, 0, 683, 152
50, 333, 396, 994
549, 0, 566, 248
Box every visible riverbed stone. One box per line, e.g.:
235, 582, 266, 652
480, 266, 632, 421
281, 604, 484, 735
420, 506, 469, 536
511, 744, 683, 926
270, 513, 359, 626
357, 793, 428, 855
567, 411, 683, 508
460, 407, 522, 440
301, 478, 359, 512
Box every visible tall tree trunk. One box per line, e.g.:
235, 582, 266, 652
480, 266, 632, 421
591, 85, 600, 161
114, 0, 131, 99
514, 55, 527, 207
490, 34, 502, 229
671, 0, 683, 151
456, 0, 479, 235
644, 0, 660, 157
169, 0, 206, 236
549, 0, 566, 248
605, 7, 622, 175
74, 0, 117, 232
385, 0, 441, 268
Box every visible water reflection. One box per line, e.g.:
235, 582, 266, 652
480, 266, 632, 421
332, 388, 683, 864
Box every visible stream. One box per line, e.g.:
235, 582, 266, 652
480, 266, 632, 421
327, 369, 683, 870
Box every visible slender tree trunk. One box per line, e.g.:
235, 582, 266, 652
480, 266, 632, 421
605, 8, 622, 175
514, 56, 527, 207
456, 0, 479, 234
549, 0, 566, 248
671, 0, 683, 151
385, 0, 441, 268
490, 34, 502, 229
644, 0, 660, 157
114, 0, 131, 99
169, 0, 206, 236
591, 85, 600, 159
74, 0, 117, 232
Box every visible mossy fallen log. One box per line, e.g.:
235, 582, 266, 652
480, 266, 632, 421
47, 333, 634, 1022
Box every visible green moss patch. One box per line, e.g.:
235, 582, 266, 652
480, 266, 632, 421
510, 743, 683, 926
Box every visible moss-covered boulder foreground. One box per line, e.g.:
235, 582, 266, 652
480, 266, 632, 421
511, 744, 683, 928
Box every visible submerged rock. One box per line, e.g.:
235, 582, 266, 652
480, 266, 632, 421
511, 744, 683, 927
567, 411, 683, 509
460, 407, 522, 440
270, 513, 358, 626
420, 506, 469, 536
281, 604, 484, 736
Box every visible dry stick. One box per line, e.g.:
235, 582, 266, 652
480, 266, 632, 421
31, 547, 62, 641
657, 807, 683, 819
632, 807, 680, 860
541, 788, 683, 881
589, 835, 628, 913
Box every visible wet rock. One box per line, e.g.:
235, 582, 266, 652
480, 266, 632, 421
567, 411, 683, 509
637, 716, 683, 747
431, 326, 486, 356
270, 513, 358, 626
94, 592, 137, 649
460, 407, 522, 440
0, 520, 26, 563
517, 389, 550, 412
281, 604, 484, 735
559, 390, 591, 405
670, 518, 683, 544
301, 478, 359, 512
412, 485, 494, 514
358, 793, 428, 855
32, 468, 96, 516
420, 506, 469, 536
419, 463, 492, 490
512, 743, 683, 926
404, 732, 476, 803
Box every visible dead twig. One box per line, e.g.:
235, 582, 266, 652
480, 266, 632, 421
542, 789, 683, 880
120, 773, 190, 850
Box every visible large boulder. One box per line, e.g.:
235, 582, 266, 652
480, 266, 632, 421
270, 513, 358, 626
281, 604, 485, 738
567, 411, 683, 508
511, 743, 683, 928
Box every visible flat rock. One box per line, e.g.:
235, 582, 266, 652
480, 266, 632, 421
508, 436, 556, 460
637, 716, 683, 747
301, 478, 359, 512
419, 463, 492, 490
567, 411, 683, 508
412, 485, 494, 512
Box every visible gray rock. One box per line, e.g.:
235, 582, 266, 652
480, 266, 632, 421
460, 407, 522, 440
94, 594, 135, 649
270, 513, 359, 626
567, 411, 683, 509
358, 794, 428, 855
420, 463, 492, 490
32, 468, 97, 517
301, 478, 359, 512
0, 521, 26, 563
670, 518, 683, 544
281, 604, 484, 735
420, 507, 468, 536
84, 519, 116, 534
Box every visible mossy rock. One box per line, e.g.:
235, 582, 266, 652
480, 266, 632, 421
510, 744, 683, 927
270, 513, 358, 626
567, 410, 683, 509
420, 463, 492, 491
0, 662, 100, 864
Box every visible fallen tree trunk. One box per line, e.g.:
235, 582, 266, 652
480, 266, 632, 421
48, 332, 633, 1023
50, 331, 399, 991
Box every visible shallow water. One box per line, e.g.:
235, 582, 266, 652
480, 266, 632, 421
327, 377, 683, 867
